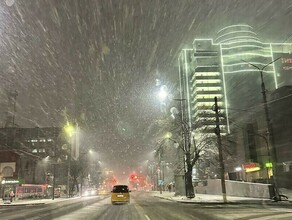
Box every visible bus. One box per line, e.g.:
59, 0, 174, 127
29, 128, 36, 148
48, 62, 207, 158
16, 184, 49, 199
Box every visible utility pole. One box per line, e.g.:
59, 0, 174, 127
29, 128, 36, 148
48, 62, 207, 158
155, 141, 164, 194
159, 150, 162, 194
213, 97, 227, 203
67, 149, 71, 198
52, 162, 56, 200
242, 58, 281, 201
52, 140, 57, 200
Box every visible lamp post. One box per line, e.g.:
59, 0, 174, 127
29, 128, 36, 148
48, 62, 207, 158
155, 138, 168, 194
67, 152, 71, 198
158, 149, 162, 194
242, 57, 281, 200
52, 162, 56, 200
64, 122, 75, 198
156, 83, 194, 198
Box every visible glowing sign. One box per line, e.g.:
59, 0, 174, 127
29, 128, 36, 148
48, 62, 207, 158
245, 167, 261, 173
281, 58, 292, 63
1, 179, 20, 184
274, 53, 292, 86
265, 162, 273, 168
243, 163, 258, 169
243, 163, 260, 172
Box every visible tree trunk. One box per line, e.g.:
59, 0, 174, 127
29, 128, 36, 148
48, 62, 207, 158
185, 152, 195, 198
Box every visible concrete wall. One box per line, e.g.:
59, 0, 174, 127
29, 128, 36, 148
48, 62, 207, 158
195, 179, 273, 199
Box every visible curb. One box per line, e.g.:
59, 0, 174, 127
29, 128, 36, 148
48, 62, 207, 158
0, 202, 45, 207
154, 195, 292, 206
154, 195, 174, 202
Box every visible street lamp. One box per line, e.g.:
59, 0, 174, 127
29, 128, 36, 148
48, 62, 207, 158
156, 83, 194, 198
242, 58, 281, 200
64, 122, 75, 198
158, 85, 168, 102
155, 138, 169, 194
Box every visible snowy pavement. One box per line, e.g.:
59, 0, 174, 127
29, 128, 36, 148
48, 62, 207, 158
151, 191, 292, 204
0, 196, 89, 206
2, 190, 291, 206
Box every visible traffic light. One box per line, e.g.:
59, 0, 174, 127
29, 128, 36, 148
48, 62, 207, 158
129, 173, 137, 182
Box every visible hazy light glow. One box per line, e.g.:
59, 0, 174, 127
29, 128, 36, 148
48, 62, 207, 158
235, 167, 242, 171
165, 132, 172, 139
64, 122, 74, 137
158, 85, 168, 102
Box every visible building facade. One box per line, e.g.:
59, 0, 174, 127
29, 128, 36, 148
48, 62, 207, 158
178, 24, 292, 184
0, 127, 68, 197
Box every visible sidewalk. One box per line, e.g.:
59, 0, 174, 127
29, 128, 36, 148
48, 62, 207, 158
0, 196, 81, 206
151, 191, 292, 205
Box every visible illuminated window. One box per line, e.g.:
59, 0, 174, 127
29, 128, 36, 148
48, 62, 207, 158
196, 79, 221, 84
196, 94, 223, 99
195, 87, 221, 91
194, 72, 220, 76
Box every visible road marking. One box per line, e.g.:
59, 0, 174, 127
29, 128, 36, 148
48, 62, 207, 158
133, 203, 151, 220
145, 214, 151, 220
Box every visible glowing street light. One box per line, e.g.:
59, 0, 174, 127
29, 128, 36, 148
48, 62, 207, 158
158, 85, 168, 102
64, 122, 74, 137
165, 132, 172, 139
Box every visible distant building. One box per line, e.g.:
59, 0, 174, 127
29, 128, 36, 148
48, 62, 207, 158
0, 127, 68, 197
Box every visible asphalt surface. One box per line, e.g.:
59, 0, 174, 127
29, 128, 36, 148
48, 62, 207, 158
0, 196, 104, 220
1, 192, 292, 220
53, 192, 215, 220
51, 192, 292, 220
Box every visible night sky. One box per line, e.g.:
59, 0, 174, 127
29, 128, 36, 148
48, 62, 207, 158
0, 0, 291, 173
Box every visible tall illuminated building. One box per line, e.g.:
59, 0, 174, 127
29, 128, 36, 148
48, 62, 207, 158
216, 25, 277, 113
178, 24, 292, 182
178, 43, 227, 137
179, 24, 292, 134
